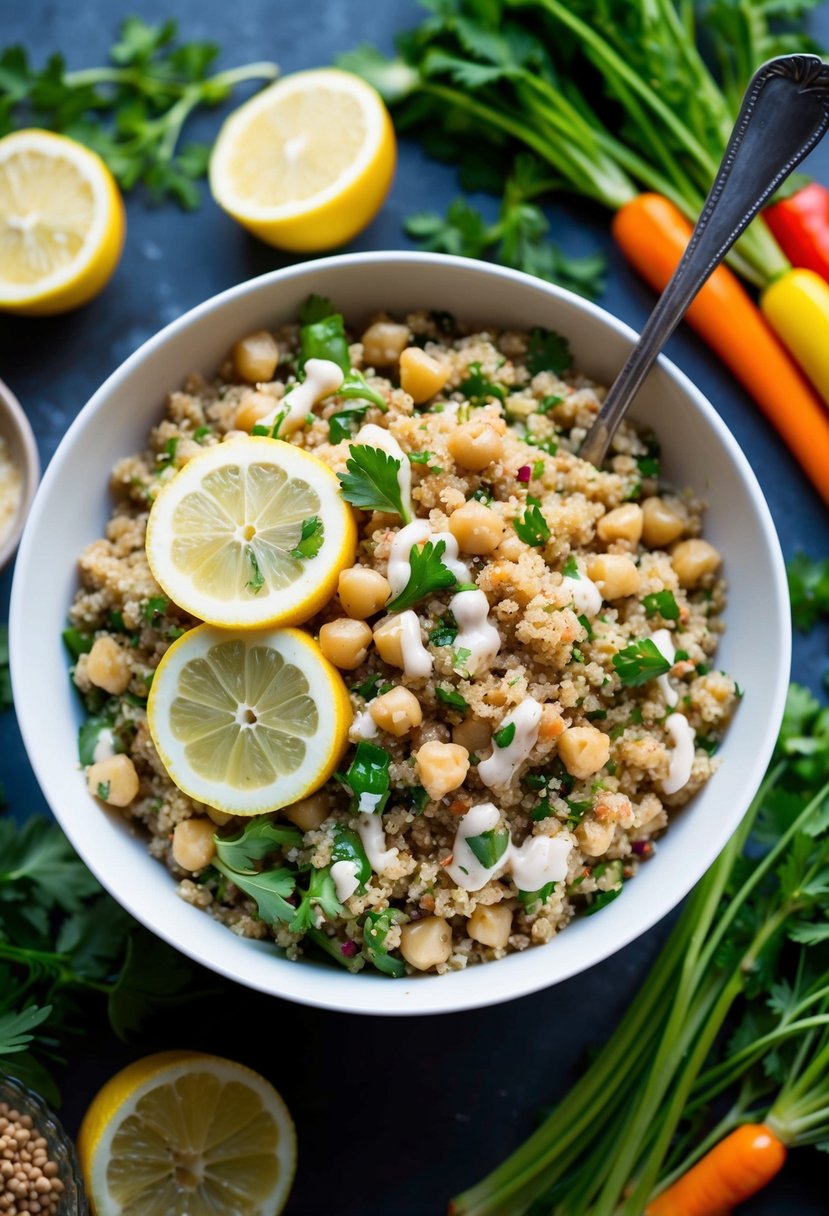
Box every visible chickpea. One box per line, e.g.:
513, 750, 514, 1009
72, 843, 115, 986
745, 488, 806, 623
597, 503, 643, 546
495, 533, 526, 562
86, 754, 139, 808
232, 330, 279, 383
671, 539, 722, 588
468, 903, 512, 949
642, 496, 685, 547
86, 636, 131, 695
448, 420, 503, 471
234, 390, 276, 433
338, 566, 391, 619
557, 725, 610, 780
361, 321, 410, 367
587, 553, 641, 600
282, 792, 329, 832
452, 717, 492, 753
370, 687, 423, 736
319, 618, 373, 670
576, 818, 615, 857
172, 818, 217, 872
400, 916, 453, 971
448, 500, 505, 555
399, 346, 451, 404
415, 741, 470, 800
373, 614, 405, 669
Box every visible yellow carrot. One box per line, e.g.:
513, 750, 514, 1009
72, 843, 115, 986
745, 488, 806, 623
761, 268, 829, 406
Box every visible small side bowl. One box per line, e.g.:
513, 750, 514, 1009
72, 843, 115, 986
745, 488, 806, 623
0, 377, 40, 570
9, 253, 791, 1016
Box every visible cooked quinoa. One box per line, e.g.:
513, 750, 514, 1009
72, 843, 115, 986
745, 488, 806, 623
67, 306, 738, 976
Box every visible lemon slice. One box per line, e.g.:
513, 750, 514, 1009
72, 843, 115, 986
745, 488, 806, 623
146, 437, 355, 629
209, 68, 396, 251
147, 623, 351, 815
0, 128, 125, 316
77, 1051, 296, 1216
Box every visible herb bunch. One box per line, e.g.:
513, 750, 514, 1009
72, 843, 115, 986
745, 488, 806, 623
0, 17, 277, 208
0, 815, 198, 1106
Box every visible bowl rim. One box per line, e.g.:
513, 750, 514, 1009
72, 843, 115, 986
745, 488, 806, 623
10, 251, 792, 1015
0, 376, 40, 571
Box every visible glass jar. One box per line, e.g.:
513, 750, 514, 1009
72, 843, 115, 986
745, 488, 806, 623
0, 1074, 88, 1215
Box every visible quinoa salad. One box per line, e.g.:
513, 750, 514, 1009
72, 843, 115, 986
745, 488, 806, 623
64, 301, 738, 977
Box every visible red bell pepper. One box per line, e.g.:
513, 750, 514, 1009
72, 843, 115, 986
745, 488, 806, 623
764, 182, 829, 284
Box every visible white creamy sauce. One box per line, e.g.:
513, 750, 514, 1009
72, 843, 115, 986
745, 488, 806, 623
451, 588, 500, 676
387, 519, 471, 596
330, 859, 361, 902
445, 803, 506, 890
92, 729, 116, 764
650, 628, 679, 709
478, 698, 543, 788
358, 792, 382, 814
446, 802, 574, 893
350, 707, 379, 740
397, 609, 433, 679
355, 423, 413, 520
662, 712, 696, 795
562, 570, 602, 618
356, 812, 399, 874
262, 358, 344, 435
510, 835, 572, 892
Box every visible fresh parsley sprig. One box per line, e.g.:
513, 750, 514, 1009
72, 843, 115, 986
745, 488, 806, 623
612, 638, 671, 686
0, 18, 278, 209
386, 539, 458, 612
337, 444, 413, 521
514, 503, 551, 547
787, 552, 829, 632
643, 590, 680, 622
213, 819, 302, 873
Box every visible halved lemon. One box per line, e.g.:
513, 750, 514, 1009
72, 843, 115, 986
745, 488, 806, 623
209, 67, 396, 251
147, 624, 351, 815
77, 1051, 296, 1216
146, 437, 355, 629
0, 128, 125, 316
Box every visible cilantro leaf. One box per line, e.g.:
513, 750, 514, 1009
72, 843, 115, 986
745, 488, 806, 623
787, 552, 829, 632
612, 638, 671, 686
386, 539, 458, 612
289, 516, 324, 561
514, 503, 551, 547
526, 327, 572, 375
466, 828, 510, 869
338, 444, 412, 521
338, 741, 391, 814
214, 819, 303, 873
643, 590, 680, 621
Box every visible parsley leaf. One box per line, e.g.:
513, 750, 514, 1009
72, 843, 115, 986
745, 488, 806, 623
386, 539, 458, 612
429, 613, 458, 647
787, 552, 829, 632
290, 867, 343, 934
514, 503, 551, 547
212, 861, 296, 926
643, 590, 680, 621
213, 819, 303, 873
62, 626, 93, 662
467, 828, 510, 869
612, 638, 671, 686
563, 555, 580, 579
298, 294, 337, 325
458, 361, 506, 406
526, 327, 572, 375
337, 444, 413, 521
517, 881, 556, 909
436, 685, 468, 711
362, 907, 406, 977
245, 547, 265, 594
329, 406, 369, 443
338, 741, 391, 815
289, 516, 324, 561
350, 673, 391, 700
493, 722, 516, 748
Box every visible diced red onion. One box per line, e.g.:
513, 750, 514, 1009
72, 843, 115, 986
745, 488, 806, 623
517, 465, 531, 482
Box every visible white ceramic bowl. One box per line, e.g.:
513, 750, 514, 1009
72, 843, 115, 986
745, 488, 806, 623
10, 253, 791, 1016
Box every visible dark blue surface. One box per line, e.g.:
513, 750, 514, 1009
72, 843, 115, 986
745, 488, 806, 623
2, 2, 829, 1213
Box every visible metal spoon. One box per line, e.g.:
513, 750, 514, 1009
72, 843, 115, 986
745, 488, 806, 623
580, 53, 829, 468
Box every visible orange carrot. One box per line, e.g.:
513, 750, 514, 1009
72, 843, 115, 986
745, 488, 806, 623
645, 1123, 787, 1216
612, 193, 829, 507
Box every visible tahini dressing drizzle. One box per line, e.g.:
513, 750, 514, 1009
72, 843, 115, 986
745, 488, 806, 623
650, 628, 678, 709
261, 358, 344, 435
445, 802, 573, 893
356, 812, 399, 874
451, 588, 500, 675
330, 860, 361, 902
662, 713, 696, 794
478, 699, 543, 788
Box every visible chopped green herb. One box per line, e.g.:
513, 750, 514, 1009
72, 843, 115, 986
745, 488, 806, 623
517, 881, 555, 910
514, 503, 550, 547
471, 487, 493, 504
213, 861, 296, 926
493, 722, 516, 749
429, 613, 458, 647
386, 539, 458, 613
338, 741, 391, 815
523, 773, 549, 791
643, 590, 680, 621
696, 734, 720, 756
572, 647, 585, 663
674, 649, 689, 662
585, 884, 623, 915
289, 867, 342, 934
402, 785, 430, 812
563, 555, 579, 579
328, 405, 368, 443
408, 450, 435, 464
537, 394, 563, 414
696, 662, 710, 676
108, 610, 125, 632
458, 361, 506, 406
531, 798, 553, 822
350, 673, 391, 701
362, 907, 406, 977
142, 596, 169, 624
78, 715, 121, 766
331, 825, 371, 889
298, 294, 337, 325
525, 434, 559, 456
612, 639, 671, 686
193, 425, 212, 442
587, 709, 607, 721
526, 327, 572, 375
155, 436, 178, 470
452, 646, 472, 675
337, 444, 412, 521
787, 552, 829, 631
62, 627, 93, 661
97, 781, 111, 800
289, 516, 324, 561
436, 685, 468, 711
466, 828, 510, 869
245, 548, 265, 594
566, 799, 592, 826
299, 302, 387, 409
578, 614, 594, 641
214, 819, 302, 873
532, 459, 545, 479
637, 455, 661, 478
